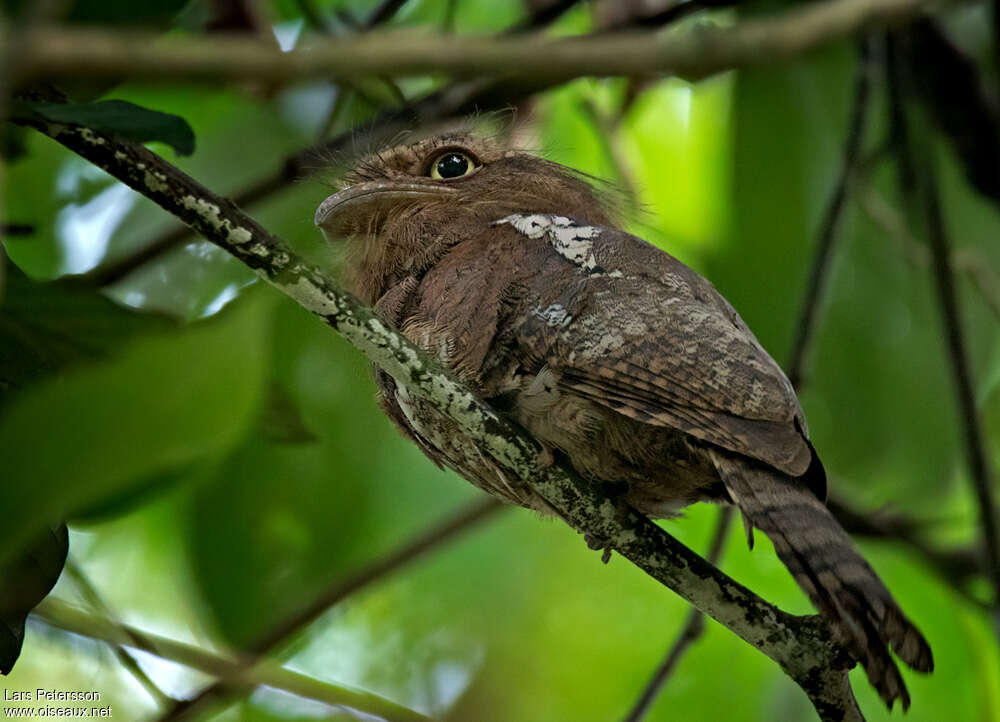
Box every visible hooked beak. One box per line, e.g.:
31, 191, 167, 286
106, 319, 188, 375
314, 181, 459, 231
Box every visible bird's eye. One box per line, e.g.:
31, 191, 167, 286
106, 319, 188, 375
429, 152, 476, 180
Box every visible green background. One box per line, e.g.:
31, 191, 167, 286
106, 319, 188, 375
2, 1, 999, 720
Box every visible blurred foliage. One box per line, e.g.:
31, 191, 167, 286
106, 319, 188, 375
12, 100, 197, 157
1, 0, 999, 721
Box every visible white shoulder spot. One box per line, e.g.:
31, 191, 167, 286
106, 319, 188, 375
494, 213, 602, 272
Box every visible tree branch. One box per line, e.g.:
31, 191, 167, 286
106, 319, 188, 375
77, 0, 914, 288
622, 507, 734, 722
16, 111, 866, 721
155, 497, 504, 722
12, 0, 952, 86
787, 34, 874, 389
828, 495, 987, 606
923, 166, 1000, 620
887, 37, 1000, 627
84, 2, 578, 287
64, 560, 175, 707
0, 223, 34, 236
30, 598, 432, 722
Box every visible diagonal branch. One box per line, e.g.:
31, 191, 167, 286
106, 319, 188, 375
84, 1, 580, 288
787, 34, 874, 389
887, 36, 1000, 627
30, 598, 432, 722
17, 110, 864, 722
64, 560, 175, 707
155, 497, 504, 722
922, 168, 1000, 620
622, 507, 734, 722
828, 495, 987, 606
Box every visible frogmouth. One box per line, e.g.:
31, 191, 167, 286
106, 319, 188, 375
315, 132, 933, 708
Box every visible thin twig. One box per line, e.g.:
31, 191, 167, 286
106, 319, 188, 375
956, 249, 1000, 323
74, 0, 903, 288
154, 497, 504, 722
30, 598, 432, 722
364, 0, 413, 30
0, 223, 34, 235
888, 36, 1000, 627
508, 0, 582, 33
64, 560, 174, 707
82, 1, 582, 288
577, 97, 638, 207
828, 496, 986, 607
923, 168, 1000, 622
315, 85, 351, 142
298, 0, 409, 130
19, 111, 864, 722
622, 507, 734, 722
293, 0, 334, 33
442, 0, 459, 33
602, 0, 742, 31
857, 182, 1000, 325
787, 34, 873, 389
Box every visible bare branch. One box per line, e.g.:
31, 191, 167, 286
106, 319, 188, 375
888, 37, 1000, 627
923, 170, 1000, 619
30, 598, 432, 722
13, 0, 953, 86
18, 107, 865, 722
0, 223, 34, 236
364, 0, 414, 30
828, 495, 987, 606
787, 35, 874, 389
78, 0, 879, 287
83, 2, 580, 287
508, 0, 583, 33
622, 507, 734, 722
153, 497, 503, 721
601, 0, 741, 31
64, 560, 175, 707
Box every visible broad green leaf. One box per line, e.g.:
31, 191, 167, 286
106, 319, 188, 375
0, 292, 271, 567
15, 100, 196, 157
0, 524, 67, 675
0, 263, 174, 398
185, 296, 475, 648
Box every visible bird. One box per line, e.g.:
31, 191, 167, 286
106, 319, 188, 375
314, 131, 933, 709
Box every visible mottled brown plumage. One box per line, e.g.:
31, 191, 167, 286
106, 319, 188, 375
315, 132, 933, 708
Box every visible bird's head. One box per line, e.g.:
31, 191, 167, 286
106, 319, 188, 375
315, 132, 615, 302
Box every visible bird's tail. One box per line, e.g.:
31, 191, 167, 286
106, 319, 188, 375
709, 450, 933, 710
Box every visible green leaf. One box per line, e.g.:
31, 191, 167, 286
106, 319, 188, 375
0, 292, 272, 567
0, 263, 175, 399
15, 100, 196, 156
185, 297, 474, 647
0, 524, 67, 675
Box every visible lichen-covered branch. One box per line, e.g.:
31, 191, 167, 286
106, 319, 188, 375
12, 0, 953, 86
19, 117, 863, 721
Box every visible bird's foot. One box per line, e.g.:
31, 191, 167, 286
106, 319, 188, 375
584, 533, 614, 564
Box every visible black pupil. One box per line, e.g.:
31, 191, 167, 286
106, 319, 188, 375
436, 153, 469, 178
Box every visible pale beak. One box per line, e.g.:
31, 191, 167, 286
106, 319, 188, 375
314, 181, 458, 230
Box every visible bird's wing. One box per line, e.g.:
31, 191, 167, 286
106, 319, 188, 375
497, 213, 813, 477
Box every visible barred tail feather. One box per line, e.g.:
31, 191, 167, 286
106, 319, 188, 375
710, 450, 934, 709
